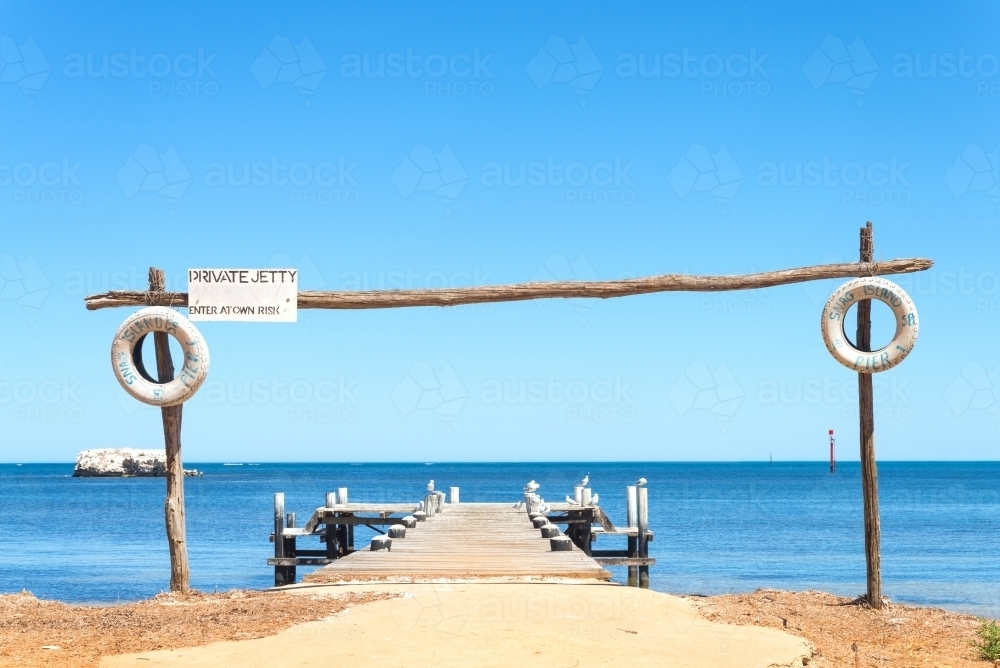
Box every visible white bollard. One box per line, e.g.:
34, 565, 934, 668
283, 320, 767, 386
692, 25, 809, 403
388, 525, 406, 539
626, 486, 637, 528
413, 511, 427, 522
370, 536, 392, 551
582, 488, 592, 506
336, 487, 348, 505
574, 486, 584, 505
450, 487, 460, 504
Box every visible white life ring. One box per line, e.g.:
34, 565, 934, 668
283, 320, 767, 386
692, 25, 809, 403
821, 276, 918, 373
111, 306, 210, 406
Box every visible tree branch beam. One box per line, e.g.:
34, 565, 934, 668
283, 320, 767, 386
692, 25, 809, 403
84, 258, 932, 311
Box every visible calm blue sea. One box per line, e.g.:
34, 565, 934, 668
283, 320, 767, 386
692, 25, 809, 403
0, 462, 997, 616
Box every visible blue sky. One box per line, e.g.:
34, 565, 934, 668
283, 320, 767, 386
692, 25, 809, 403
1, 1, 997, 462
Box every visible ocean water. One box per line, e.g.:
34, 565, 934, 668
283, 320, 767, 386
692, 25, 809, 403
0, 462, 997, 616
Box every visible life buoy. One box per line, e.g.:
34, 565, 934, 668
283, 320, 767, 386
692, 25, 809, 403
821, 277, 918, 373
111, 306, 210, 406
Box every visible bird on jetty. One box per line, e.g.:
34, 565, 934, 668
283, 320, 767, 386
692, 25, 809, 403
579, 474, 589, 487
636, 477, 647, 487
565, 495, 580, 506
427, 480, 435, 492
514, 481, 540, 508
590, 493, 599, 506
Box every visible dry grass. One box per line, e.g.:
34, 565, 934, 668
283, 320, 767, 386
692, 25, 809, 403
0, 588, 394, 668
697, 589, 988, 667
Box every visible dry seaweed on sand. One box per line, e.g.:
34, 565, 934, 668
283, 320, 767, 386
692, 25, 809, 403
697, 588, 985, 667
0, 588, 394, 668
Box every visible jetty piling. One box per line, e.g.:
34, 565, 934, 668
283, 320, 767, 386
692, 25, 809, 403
626, 485, 638, 586
637, 486, 650, 588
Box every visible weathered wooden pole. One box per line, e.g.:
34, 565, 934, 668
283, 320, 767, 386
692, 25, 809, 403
149, 267, 190, 592
626, 485, 638, 587
324, 492, 338, 559
637, 486, 650, 588
857, 222, 883, 608
273, 492, 295, 586
85, 258, 934, 312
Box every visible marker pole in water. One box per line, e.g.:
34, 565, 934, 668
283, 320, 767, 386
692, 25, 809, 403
829, 429, 836, 473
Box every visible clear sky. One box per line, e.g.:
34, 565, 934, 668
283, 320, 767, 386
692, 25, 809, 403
1, 1, 997, 462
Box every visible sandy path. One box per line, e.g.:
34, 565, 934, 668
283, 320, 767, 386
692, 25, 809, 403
102, 582, 811, 668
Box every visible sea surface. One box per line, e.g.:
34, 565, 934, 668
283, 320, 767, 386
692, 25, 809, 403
0, 462, 997, 616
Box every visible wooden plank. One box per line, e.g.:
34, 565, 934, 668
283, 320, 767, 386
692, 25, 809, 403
593, 558, 656, 567
592, 527, 654, 540
305, 503, 610, 582
269, 558, 333, 566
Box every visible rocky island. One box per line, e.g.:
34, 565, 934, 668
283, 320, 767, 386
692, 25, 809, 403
73, 448, 202, 477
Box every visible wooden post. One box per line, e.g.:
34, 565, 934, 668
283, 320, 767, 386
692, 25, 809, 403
626, 485, 638, 587
149, 267, 190, 593
324, 492, 337, 559
574, 486, 583, 505
335, 488, 350, 555
450, 486, 460, 504
273, 492, 294, 586
857, 222, 883, 608
637, 486, 649, 588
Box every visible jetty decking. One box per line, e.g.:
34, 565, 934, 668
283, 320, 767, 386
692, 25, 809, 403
268, 484, 655, 587
309, 503, 610, 581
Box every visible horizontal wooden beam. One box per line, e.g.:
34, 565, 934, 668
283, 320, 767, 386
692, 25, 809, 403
268, 557, 333, 566
84, 258, 932, 311
592, 557, 657, 567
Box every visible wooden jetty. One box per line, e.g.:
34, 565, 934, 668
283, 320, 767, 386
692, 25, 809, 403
268, 484, 655, 587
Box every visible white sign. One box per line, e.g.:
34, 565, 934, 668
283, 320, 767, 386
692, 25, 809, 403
187, 269, 297, 322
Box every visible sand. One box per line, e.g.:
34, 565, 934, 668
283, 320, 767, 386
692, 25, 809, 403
9, 583, 982, 667
99, 582, 812, 668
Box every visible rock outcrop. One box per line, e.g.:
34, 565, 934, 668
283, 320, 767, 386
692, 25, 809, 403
73, 449, 202, 477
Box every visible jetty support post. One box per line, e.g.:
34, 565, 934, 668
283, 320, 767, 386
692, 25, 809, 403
637, 486, 650, 588
273, 492, 295, 586
324, 492, 338, 559
626, 485, 638, 586
857, 222, 883, 608
450, 486, 460, 504
150, 267, 190, 593
582, 510, 593, 556
335, 488, 352, 555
